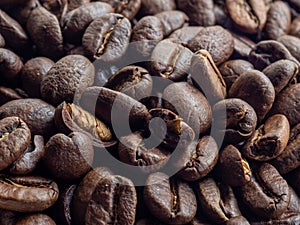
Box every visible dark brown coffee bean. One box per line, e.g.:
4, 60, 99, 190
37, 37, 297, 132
139, 0, 176, 16
240, 163, 290, 219
67, 0, 90, 12
174, 136, 219, 181
218, 145, 251, 187
249, 40, 299, 71
41, 55, 95, 106
0, 175, 59, 212
177, 0, 215, 26
231, 32, 255, 59
130, 16, 164, 58
39, 0, 68, 21
9, 0, 40, 26
169, 26, 203, 46
144, 172, 197, 224
226, 0, 267, 34
0, 86, 22, 105
289, 15, 300, 39
219, 60, 254, 91
150, 39, 193, 81
213, 98, 257, 144
0, 48, 23, 83
0, 99, 55, 136
62, 2, 113, 44
15, 214, 56, 225
262, 59, 298, 95
264, 1, 291, 40
0, 9, 28, 51
229, 70, 275, 122
163, 82, 212, 135
190, 49, 227, 103
196, 178, 242, 224
277, 35, 300, 62
154, 11, 188, 37
26, 6, 63, 60
188, 26, 234, 66
269, 83, 300, 126
98, 0, 141, 20
9, 135, 44, 175
226, 216, 250, 225
80, 86, 151, 134
242, 114, 290, 161
43, 132, 94, 181
21, 57, 54, 98
0, 117, 30, 171
82, 13, 131, 62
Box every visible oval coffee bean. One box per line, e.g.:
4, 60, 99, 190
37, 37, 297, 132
277, 35, 300, 62
240, 163, 290, 219
229, 70, 275, 122
0, 98, 55, 136
43, 132, 94, 182
15, 214, 56, 225
26, 6, 63, 60
41, 54, 95, 106
0, 117, 30, 171
82, 13, 131, 62
213, 98, 257, 144
144, 172, 197, 224
0, 175, 59, 212
0, 48, 23, 83
169, 26, 203, 46
85, 175, 137, 225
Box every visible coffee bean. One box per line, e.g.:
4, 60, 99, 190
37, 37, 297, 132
169, 26, 203, 46
177, 0, 215, 26
277, 35, 300, 62
139, 0, 176, 16
67, 0, 90, 12
26, 6, 63, 60
144, 172, 197, 224
231, 32, 255, 59
0, 86, 22, 105
0, 98, 55, 136
289, 15, 300, 39
226, 0, 267, 34
0, 48, 23, 83
40, 0, 68, 21
0, 175, 59, 212
41, 54, 95, 106
43, 132, 94, 181
15, 214, 56, 225
229, 70, 275, 122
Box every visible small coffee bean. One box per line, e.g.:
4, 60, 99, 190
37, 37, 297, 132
0, 48, 23, 83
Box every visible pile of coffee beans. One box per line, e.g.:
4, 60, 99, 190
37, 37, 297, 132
0, 0, 299, 224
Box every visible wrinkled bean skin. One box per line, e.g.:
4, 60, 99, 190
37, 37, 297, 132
15, 214, 56, 225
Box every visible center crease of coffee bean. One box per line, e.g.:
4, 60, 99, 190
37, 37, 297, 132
163, 46, 182, 78
170, 179, 180, 215
244, 0, 259, 27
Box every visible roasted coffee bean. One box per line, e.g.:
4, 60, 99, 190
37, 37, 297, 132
0, 9, 28, 51
0, 48, 23, 83
15, 214, 56, 225
218, 145, 251, 187
242, 114, 290, 161
277, 35, 300, 62
72, 167, 113, 225
21, 57, 54, 98
213, 98, 257, 144
240, 163, 290, 219
150, 39, 193, 81
249, 40, 299, 71
130, 16, 164, 58
0, 99, 55, 136
219, 60, 254, 91
262, 59, 298, 94
67, 0, 90, 12
43, 132, 94, 181
26, 6, 63, 60
289, 15, 300, 39
0, 175, 59, 212
62, 2, 113, 44
39, 0, 68, 21
9, 135, 44, 175
169, 26, 203, 46
82, 13, 131, 62
163, 82, 212, 135
41, 55, 95, 106
154, 11, 188, 37
229, 70, 275, 122
188, 26, 234, 66
85, 174, 137, 225
54, 102, 115, 148
226, 216, 250, 225
231, 32, 255, 59
269, 83, 300, 126
0, 117, 30, 171
144, 172, 197, 224
0, 86, 22, 105
174, 136, 219, 181
118, 132, 170, 173
139, 0, 176, 16
98, 0, 141, 20
80, 86, 151, 134
190, 49, 227, 103
226, 0, 267, 34
177, 0, 215, 26
196, 178, 242, 224
271, 122, 300, 174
